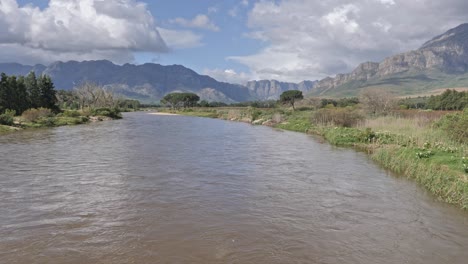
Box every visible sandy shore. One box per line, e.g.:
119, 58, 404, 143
148, 112, 180, 116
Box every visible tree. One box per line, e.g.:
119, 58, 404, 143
162, 92, 200, 109
181, 93, 200, 108
359, 88, 396, 115
427, 89, 467, 110
0, 73, 9, 113
280, 90, 303, 110
25, 71, 40, 108
74, 82, 117, 110
38, 75, 58, 112
14, 76, 29, 114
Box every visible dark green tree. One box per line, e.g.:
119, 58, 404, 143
38, 75, 58, 112
25, 72, 40, 109
181, 93, 200, 108
162, 92, 200, 109
14, 76, 28, 114
280, 90, 303, 110
0, 73, 9, 113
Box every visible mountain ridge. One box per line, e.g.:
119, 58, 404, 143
0, 60, 256, 103
310, 23, 468, 96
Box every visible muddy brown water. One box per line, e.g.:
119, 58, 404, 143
1, 112, 467, 264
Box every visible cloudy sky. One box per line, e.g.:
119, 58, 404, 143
0, 0, 467, 83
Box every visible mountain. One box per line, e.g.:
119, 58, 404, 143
0, 60, 253, 103
310, 23, 468, 97
0, 63, 46, 76
246, 80, 316, 100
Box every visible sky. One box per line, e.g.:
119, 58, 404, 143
0, 0, 467, 84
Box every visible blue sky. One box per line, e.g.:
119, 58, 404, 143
1, 0, 467, 83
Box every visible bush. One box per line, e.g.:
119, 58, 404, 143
434, 109, 468, 143
36, 117, 56, 127
312, 107, 364, 127
247, 107, 262, 121
21, 108, 53, 123
0, 109, 16, 126
62, 110, 81, 117
91, 107, 122, 119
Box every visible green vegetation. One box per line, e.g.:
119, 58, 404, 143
164, 101, 467, 209
434, 110, 467, 143
280, 90, 303, 110
0, 72, 58, 115
399, 89, 467, 110
161, 92, 200, 109
312, 70, 468, 98
0, 74, 125, 135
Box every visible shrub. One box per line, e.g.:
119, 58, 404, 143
272, 113, 283, 123
434, 109, 468, 143
36, 117, 56, 127
91, 107, 122, 119
21, 108, 54, 123
0, 109, 16, 126
247, 107, 262, 121
62, 110, 81, 117
312, 107, 364, 127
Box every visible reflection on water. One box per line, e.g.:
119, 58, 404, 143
0, 112, 467, 263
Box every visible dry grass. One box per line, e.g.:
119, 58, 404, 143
357, 114, 463, 149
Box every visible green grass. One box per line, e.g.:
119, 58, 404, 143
0, 125, 14, 134
275, 110, 314, 132
313, 70, 468, 98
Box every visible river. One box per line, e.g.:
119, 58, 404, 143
0, 112, 467, 263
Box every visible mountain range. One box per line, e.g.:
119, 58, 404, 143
1, 23, 468, 101
0, 60, 316, 103
309, 23, 468, 97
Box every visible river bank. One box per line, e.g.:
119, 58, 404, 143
0, 108, 122, 136
160, 107, 468, 209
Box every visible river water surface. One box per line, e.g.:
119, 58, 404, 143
0, 112, 467, 263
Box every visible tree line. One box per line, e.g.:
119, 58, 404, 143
0, 72, 58, 115
399, 89, 467, 110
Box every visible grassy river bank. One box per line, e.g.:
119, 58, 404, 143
163, 107, 468, 209
0, 108, 122, 136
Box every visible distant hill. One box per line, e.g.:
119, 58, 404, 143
246, 80, 316, 100
0, 61, 253, 103
5, 24, 467, 101
310, 23, 468, 97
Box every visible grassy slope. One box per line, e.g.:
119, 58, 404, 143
168, 107, 468, 209
313, 71, 468, 98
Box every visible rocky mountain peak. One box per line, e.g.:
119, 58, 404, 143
246, 79, 316, 100
311, 23, 468, 96
420, 23, 468, 50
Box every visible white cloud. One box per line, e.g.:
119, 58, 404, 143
322, 4, 360, 34
207, 6, 218, 14
228, 7, 238, 17
378, 0, 395, 6
229, 0, 250, 18
157, 27, 203, 49
170, 14, 219, 31
232, 0, 468, 82
203, 68, 252, 84
0, 0, 171, 64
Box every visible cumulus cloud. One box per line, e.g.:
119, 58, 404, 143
157, 27, 203, 49
170, 14, 219, 31
229, 0, 250, 18
0, 0, 199, 64
203, 68, 252, 84
231, 0, 468, 82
